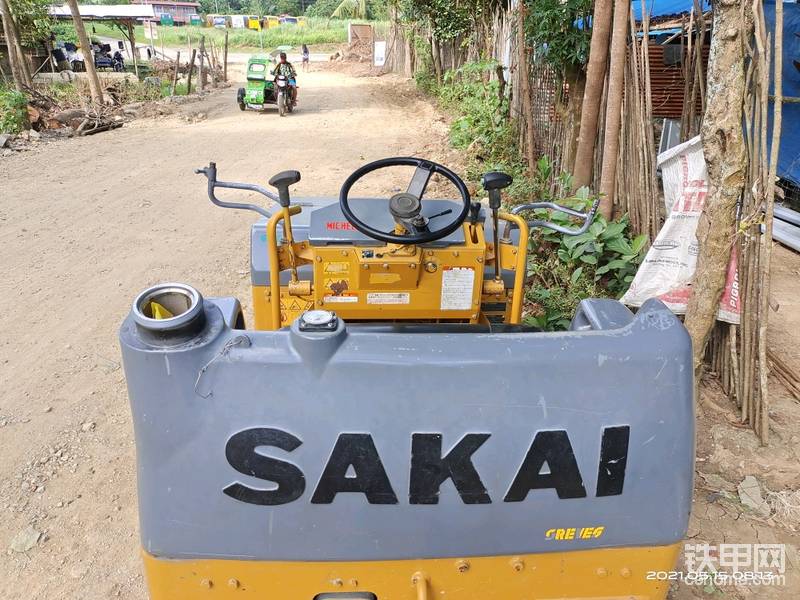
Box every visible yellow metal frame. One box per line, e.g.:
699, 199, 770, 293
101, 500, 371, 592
252, 206, 531, 330
143, 543, 681, 599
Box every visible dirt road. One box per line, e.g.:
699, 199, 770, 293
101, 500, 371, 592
3, 64, 800, 600
0, 66, 456, 600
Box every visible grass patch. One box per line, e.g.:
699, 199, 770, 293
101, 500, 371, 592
0, 87, 28, 134
53, 19, 387, 52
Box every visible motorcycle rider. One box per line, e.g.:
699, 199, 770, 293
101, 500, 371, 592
272, 52, 298, 106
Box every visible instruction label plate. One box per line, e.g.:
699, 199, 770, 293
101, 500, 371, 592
367, 292, 410, 305
324, 295, 358, 303
441, 267, 475, 310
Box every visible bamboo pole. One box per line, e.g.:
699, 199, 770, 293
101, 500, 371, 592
199, 35, 206, 91
187, 48, 197, 94
171, 50, 181, 95
757, 0, 782, 444
223, 30, 229, 83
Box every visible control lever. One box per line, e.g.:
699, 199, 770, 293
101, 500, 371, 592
268, 170, 301, 208
481, 171, 513, 280
195, 162, 279, 218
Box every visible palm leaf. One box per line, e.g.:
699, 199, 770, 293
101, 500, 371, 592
330, 0, 367, 19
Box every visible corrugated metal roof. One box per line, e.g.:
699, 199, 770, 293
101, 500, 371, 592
647, 43, 708, 119
49, 4, 155, 19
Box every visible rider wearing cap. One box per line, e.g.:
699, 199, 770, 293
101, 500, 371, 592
272, 52, 298, 106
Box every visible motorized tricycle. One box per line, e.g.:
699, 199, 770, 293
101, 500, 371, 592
237, 55, 294, 115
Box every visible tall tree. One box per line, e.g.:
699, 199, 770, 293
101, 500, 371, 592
684, 1, 754, 375
65, 0, 104, 104
0, 0, 30, 89
572, 0, 612, 190
597, 0, 628, 218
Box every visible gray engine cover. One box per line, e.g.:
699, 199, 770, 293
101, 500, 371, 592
119, 298, 694, 561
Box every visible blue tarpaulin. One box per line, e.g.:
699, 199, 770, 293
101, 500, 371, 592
764, 0, 800, 186
632, 0, 710, 21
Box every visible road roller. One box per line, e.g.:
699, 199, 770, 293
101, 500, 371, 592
119, 158, 693, 599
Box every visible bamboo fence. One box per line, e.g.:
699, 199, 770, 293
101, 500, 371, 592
706, 0, 783, 444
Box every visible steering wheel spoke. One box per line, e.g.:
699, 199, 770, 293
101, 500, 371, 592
339, 157, 471, 245
406, 162, 435, 200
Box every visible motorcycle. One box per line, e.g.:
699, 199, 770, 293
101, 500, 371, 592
275, 74, 294, 117
112, 50, 125, 72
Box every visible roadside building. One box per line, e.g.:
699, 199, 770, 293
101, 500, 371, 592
132, 0, 201, 26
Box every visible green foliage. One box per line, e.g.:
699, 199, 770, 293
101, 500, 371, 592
417, 59, 646, 331
521, 183, 647, 330
44, 82, 82, 106
330, 0, 366, 18
8, 0, 53, 46
398, 0, 475, 41
523, 0, 591, 72
0, 87, 28, 134
50, 22, 78, 44
436, 60, 531, 201
305, 0, 386, 18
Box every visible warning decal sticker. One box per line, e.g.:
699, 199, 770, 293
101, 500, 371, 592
441, 267, 475, 310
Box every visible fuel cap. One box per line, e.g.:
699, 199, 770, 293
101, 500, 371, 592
298, 310, 338, 331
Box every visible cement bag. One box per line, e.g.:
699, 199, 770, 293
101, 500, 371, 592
621, 136, 740, 324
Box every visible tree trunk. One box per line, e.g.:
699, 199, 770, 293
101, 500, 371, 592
1, 0, 23, 90
684, 0, 754, 376
65, 0, 103, 104
518, 1, 535, 171
573, 0, 613, 189
10, 9, 31, 84
430, 30, 442, 85
0, 0, 28, 89
562, 66, 585, 176
598, 0, 629, 219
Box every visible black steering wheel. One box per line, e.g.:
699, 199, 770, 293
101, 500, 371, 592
339, 157, 471, 244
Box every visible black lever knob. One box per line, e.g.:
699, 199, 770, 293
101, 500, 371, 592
468, 202, 481, 224
482, 171, 512, 209
268, 170, 301, 207
481, 171, 513, 191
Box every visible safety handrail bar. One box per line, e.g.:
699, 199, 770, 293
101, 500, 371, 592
195, 162, 279, 219
510, 198, 601, 236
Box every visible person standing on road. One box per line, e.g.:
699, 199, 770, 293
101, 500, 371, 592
272, 51, 298, 106
302, 44, 310, 72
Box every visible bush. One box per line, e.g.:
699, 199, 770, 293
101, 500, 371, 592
428, 63, 647, 330
0, 88, 28, 134
521, 176, 647, 330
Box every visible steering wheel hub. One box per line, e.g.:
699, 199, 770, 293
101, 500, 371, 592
389, 192, 422, 219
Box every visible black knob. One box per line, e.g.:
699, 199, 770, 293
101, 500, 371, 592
468, 202, 481, 224
268, 170, 301, 207
481, 171, 513, 191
